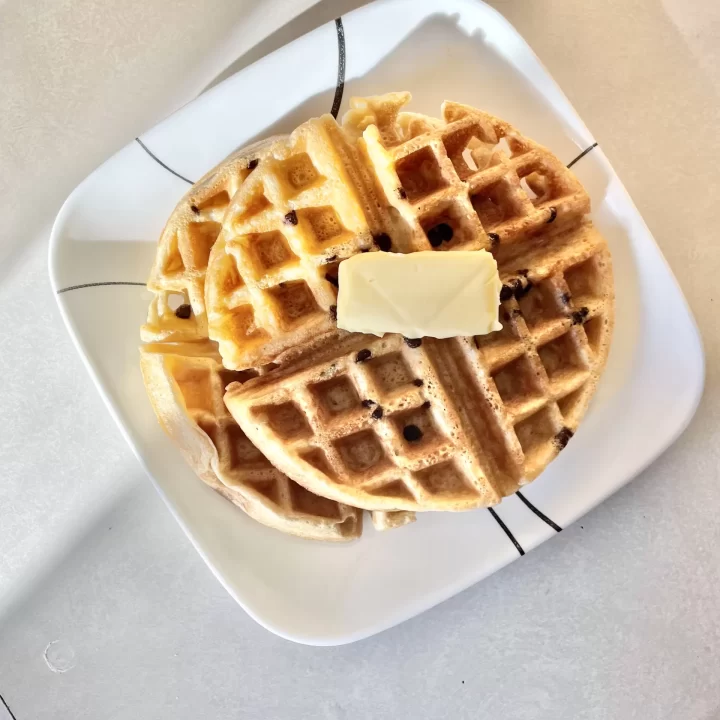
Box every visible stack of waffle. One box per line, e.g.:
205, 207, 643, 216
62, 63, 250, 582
140, 92, 613, 542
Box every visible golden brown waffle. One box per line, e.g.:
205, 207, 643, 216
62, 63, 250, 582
343, 92, 590, 252
140, 139, 415, 538
224, 220, 613, 512
205, 116, 382, 370
205, 93, 591, 370
142, 138, 282, 343
140, 341, 363, 541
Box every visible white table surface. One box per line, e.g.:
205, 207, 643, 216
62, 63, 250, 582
2, 0, 720, 717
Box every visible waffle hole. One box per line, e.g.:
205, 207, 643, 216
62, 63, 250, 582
514, 406, 557, 456
557, 387, 586, 424
298, 206, 345, 248
186, 221, 222, 270
226, 423, 268, 467
221, 304, 267, 343
174, 368, 213, 414
310, 376, 361, 418
248, 479, 282, 506
236, 192, 271, 221
162, 233, 184, 274
300, 448, 337, 479
245, 230, 298, 277
393, 405, 443, 451
215, 252, 245, 294
334, 430, 389, 477
268, 280, 322, 329
289, 481, 344, 519
367, 480, 415, 502
395, 146, 448, 202
166, 291, 187, 312
283, 152, 321, 191
366, 352, 414, 393
564, 258, 602, 307
471, 178, 524, 230
493, 355, 543, 406
583, 315, 605, 354
537, 333, 586, 386
195, 190, 230, 212
420, 202, 474, 250
519, 171, 551, 205
517, 282, 564, 330
414, 461, 475, 499
442, 124, 497, 179
255, 401, 312, 441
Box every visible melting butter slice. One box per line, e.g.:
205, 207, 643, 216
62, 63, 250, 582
337, 250, 502, 339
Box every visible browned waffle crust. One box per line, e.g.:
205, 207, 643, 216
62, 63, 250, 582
221, 94, 614, 512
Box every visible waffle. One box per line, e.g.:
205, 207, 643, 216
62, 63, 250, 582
142, 137, 283, 343
205, 93, 591, 370
204, 115, 381, 370
222, 95, 613, 512
140, 142, 414, 537
140, 340, 363, 541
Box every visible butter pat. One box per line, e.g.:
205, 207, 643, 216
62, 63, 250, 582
336, 250, 502, 339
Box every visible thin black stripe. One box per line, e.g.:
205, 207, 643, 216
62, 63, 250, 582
57, 281, 147, 295
330, 18, 346, 119
488, 508, 525, 556
566, 142, 598, 169
135, 138, 194, 185
515, 491, 562, 532
0, 694, 18, 720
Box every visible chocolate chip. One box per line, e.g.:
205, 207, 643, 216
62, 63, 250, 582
403, 424, 423, 442
371, 406, 384, 420
554, 427, 574, 449
571, 307, 589, 325
396, 187, 408, 200
190, 204, 200, 214
427, 223, 453, 247
500, 282, 519, 302
404, 337, 422, 348
560, 292, 572, 305
373, 233, 392, 252
329, 305, 337, 321
324, 255, 338, 264
412, 379, 424, 387
514, 279, 533, 300
325, 273, 339, 288
174, 304, 192, 319
283, 210, 298, 225
355, 349, 372, 363
501, 273, 533, 301
361, 399, 376, 408
547, 207, 557, 223
488, 232, 500, 248
422, 401, 431, 409
247, 158, 259, 170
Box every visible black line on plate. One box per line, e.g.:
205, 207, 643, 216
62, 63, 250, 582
0, 693, 18, 720
56, 281, 147, 295
566, 142, 599, 169
488, 508, 525, 556
515, 491, 562, 532
135, 138, 194, 185
330, 18, 346, 119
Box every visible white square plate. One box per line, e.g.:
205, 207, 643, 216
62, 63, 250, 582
49, 0, 704, 645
